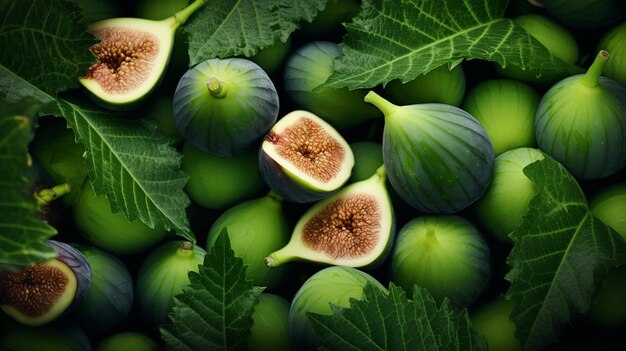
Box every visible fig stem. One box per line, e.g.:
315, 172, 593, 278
581, 50, 609, 88
207, 78, 229, 98
172, 0, 206, 29
364, 91, 399, 116
179, 241, 194, 253
35, 183, 71, 208
374, 164, 386, 181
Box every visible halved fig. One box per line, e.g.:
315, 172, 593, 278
265, 165, 394, 268
259, 110, 354, 203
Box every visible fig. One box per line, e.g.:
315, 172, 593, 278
597, 21, 626, 87
248, 293, 291, 351
72, 182, 168, 254
470, 297, 521, 351
535, 50, 626, 179
206, 192, 290, 288
349, 141, 383, 183
384, 64, 466, 107
182, 142, 266, 210
364, 91, 495, 213
474, 148, 545, 243
259, 110, 355, 203
136, 241, 206, 327
96, 332, 159, 351
463, 79, 539, 156
173, 57, 279, 156
248, 38, 292, 76
390, 215, 491, 306
590, 183, 626, 240
144, 94, 182, 144
284, 41, 381, 129
288, 266, 386, 351
0, 319, 91, 351
544, 0, 626, 29
74, 245, 133, 334
79, 0, 206, 110
0, 240, 91, 326
265, 165, 394, 268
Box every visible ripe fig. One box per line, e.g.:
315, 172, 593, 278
259, 110, 355, 203
535, 50, 626, 179
248, 294, 291, 351
364, 91, 495, 213
265, 166, 394, 268
173, 57, 279, 156
0, 240, 91, 326
384, 64, 466, 107
79, 0, 206, 109
96, 332, 159, 351
597, 21, 626, 87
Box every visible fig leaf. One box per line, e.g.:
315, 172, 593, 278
161, 229, 264, 351
505, 156, 626, 350
309, 283, 487, 351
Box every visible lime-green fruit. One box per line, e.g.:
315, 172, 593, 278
249, 38, 292, 76
248, 294, 291, 351
598, 21, 626, 88
207, 193, 290, 288
474, 148, 545, 243
96, 332, 159, 351
136, 0, 189, 20
590, 183, 626, 239
349, 142, 383, 183
463, 80, 539, 156
73, 183, 168, 254
544, 0, 626, 30
182, 142, 265, 210
384, 64, 466, 106
470, 297, 521, 351
136, 241, 206, 327
145, 94, 182, 143
0, 320, 91, 351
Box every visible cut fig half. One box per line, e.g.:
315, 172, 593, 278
259, 110, 354, 203
265, 166, 394, 268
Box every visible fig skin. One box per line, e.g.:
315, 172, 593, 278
96, 332, 159, 351
247, 294, 291, 351
384, 64, 466, 107
544, 0, 626, 30
349, 142, 384, 183
597, 21, 626, 87
589, 182, 626, 239
470, 297, 521, 351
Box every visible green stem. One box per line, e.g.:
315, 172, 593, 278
581, 50, 609, 88
171, 0, 206, 29
374, 164, 386, 181
35, 183, 71, 209
207, 78, 229, 98
178, 241, 194, 255
264, 247, 293, 268
364, 91, 399, 116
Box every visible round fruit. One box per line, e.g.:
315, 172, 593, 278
206, 192, 290, 288
284, 41, 381, 129
390, 215, 491, 306
182, 142, 266, 210
474, 148, 545, 243
544, 0, 626, 29
173, 57, 279, 156
144, 94, 182, 143
463, 80, 539, 156
0, 320, 91, 351
136, 241, 206, 327
364, 90, 495, 213
248, 294, 291, 351
470, 297, 521, 351
589, 183, 626, 239
289, 266, 386, 351
74, 245, 133, 334
248, 38, 292, 76
259, 110, 355, 203
598, 21, 626, 87
535, 50, 626, 179
384, 64, 466, 106
349, 141, 383, 183
73, 183, 168, 254
96, 332, 159, 351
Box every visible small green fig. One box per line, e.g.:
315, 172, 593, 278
144, 94, 183, 144
248, 38, 292, 76
248, 294, 291, 351
544, 0, 626, 30
597, 21, 626, 87
96, 332, 159, 351
384, 64, 466, 106
470, 297, 521, 351
349, 141, 383, 183
590, 183, 626, 239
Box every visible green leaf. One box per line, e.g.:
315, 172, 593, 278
161, 229, 264, 351
0, 98, 57, 270
53, 98, 194, 242
309, 283, 487, 351
185, 0, 326, 66
323, 0, 580, 90
505, 156, 626, 350
0, 0, 97, 97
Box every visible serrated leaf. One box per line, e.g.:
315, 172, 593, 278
505, 156, 626, 350
185, 0, 325, 66
0, 0, 97, 97
52, 98, 194, 242
309, 283, 487, 351
323, 0, 581, 90
0, 98, 57, 270
161, 229, 264, 351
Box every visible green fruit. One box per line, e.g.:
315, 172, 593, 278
474, 148, 545, 243
470, 297, 521, 351
349, 141, 383, 183
384, 64, 466, 106
265, 166, 394, 268
70, 0, 120, 22
390, 215, 491, 306
248, 294, 291, 351
206, 192, 290, 288
590, 183, 626, 239
79, 0, 206, 110
73, 183, 168, 254
74, 245, 133, 334
0, 320, 91, 351
259, 110, 355, 203
364, 90, 495, 213
144, 94, 182, 143
598, 21, 626, 87
136, 241, 206, 327
173, 57, 279, 156
289, 266, 386, 351
463, 80, 539, 156
536, 51, 626, 179
136, 0, 189, 20
249, 38, 292, 76
284, 41, 382, 129
96, 332, 159, 351
544, 0, 626, 29
182, 142, 265, 210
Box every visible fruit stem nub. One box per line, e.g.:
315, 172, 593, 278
35, 183, 71, 208
581, 50, 609, 88
207, 78, 229, 98
374, 164, 387, 181
364, 90, 399, 117
172, 0, 206, 29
